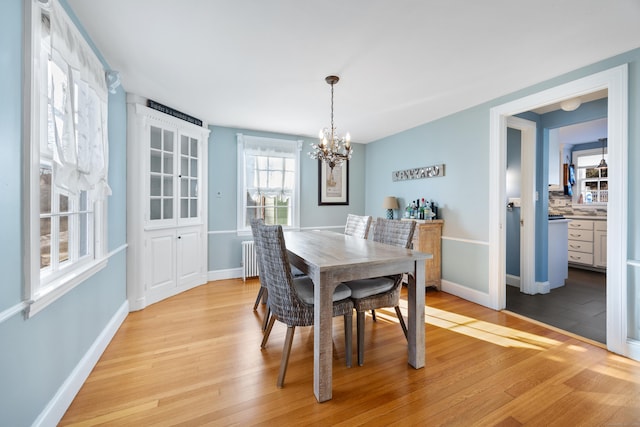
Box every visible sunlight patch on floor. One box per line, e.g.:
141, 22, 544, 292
384, 300, 563, 350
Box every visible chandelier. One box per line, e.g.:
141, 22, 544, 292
309, 75, 352, 169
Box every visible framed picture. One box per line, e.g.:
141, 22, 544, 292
318, 160, 349, 205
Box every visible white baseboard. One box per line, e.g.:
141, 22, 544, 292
441, 279, 491, 308
538, 281, 551, 294
208, 267, 242, 282
627, 339, 640, 362
34, 300, 129, 427
506, 274, 520, 288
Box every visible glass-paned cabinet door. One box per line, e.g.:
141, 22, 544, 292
179, 134, 199, 220
149, 125, 175, 221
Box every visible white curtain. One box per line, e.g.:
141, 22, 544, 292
242, 136, 297, 199
47, 0, 111, 200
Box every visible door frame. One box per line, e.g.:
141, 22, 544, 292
506, 116, 537, 295
489, 65, 629, 356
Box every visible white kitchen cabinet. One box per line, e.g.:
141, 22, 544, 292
127, 95, 210, 310
593, 221, 608, 268
567, 218, 606, 271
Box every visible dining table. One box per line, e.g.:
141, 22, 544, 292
283, 229, 432, 402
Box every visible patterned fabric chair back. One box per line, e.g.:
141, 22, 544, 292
345, 214, 373, 239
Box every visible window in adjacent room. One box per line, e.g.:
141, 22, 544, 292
236, 134, 301, 234
573, 148, 608, 204
25, 0, 111, 316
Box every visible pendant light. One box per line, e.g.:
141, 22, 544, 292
596, 138, 608, 170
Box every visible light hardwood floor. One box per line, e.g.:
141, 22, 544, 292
60, 279, 640, 426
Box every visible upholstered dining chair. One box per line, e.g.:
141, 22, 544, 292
256, 223, 354, 387
344, 214, 373, 239
343, 217, 416, 366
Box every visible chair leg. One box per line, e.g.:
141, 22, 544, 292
344, 313, 353, 368
371, 309, 376, 322
357, 310, 365, 366
253, 286, 265, 311
261, 315, 277, 348
262, 306, 271, 331
395, 306, 408, 341
277, 326, 295, 388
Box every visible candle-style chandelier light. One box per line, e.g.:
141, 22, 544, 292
309, 75, 352, 169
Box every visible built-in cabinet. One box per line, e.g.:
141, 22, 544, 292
127, 95, 210, 310
567, 218, 606, 271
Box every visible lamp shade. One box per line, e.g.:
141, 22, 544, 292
382, 196, 399, 210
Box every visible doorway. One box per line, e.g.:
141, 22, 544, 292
488, 64, 629, 357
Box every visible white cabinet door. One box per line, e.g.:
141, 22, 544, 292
146, 229, 177, 305
594, 230, 607, 268
177, 227, 203, 288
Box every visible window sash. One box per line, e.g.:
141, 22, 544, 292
237, 134, 300, 234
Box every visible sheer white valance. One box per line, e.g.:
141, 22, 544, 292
43, 0, 111, 200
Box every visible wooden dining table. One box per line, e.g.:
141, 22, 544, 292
283, 230, 432, 402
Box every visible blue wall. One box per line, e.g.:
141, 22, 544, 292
365, 47, 640, 319
0, 1, 128, 425
207, 126, 366, 273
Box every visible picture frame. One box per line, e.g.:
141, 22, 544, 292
318, 160, 349, 205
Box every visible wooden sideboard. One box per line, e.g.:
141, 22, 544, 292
402, 219, 443, 289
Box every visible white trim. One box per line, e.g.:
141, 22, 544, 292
107, 243, 128, 258
628, 260, 640, 268
507, 116, 537, 297
628, 339, 640, 361
505, 274, 520, 288
441, 279, 491, 308
208, 229, 238, 235
300, 225, 344, 231
0, 302, 29, 324
208, 268, 243, 282
489, 64, 629, 358
441, 235, 489, 246
28, 258, 108, 318
33, 300, 129, 427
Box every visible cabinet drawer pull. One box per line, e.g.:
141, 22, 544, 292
569, 244, 581, 249
570, 255, 582, 260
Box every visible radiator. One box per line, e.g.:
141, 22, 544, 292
242, 240, 259, 281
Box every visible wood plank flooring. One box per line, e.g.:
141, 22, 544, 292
60, 279, 640, 426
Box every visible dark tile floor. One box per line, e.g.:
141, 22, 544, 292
506, 267, 606, 343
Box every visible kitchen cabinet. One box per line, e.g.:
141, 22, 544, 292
127, 95, 211, 310
593, 220, 607, 268
567, 218, 606, 271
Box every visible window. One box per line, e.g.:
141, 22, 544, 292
573, 149, 608, 204
237, 134, 301, 234
25, 0, 110, 316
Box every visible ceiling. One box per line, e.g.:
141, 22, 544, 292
66, 0, 640, 143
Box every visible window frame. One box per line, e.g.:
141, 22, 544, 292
23, 0, 108, 317
572, 147, 608, 206
236, 134, 301, 235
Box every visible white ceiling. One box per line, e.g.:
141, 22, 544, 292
66, 0, 640, 143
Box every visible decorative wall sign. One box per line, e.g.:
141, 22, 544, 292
147, 99, 203, 127
392, 164, 445, 182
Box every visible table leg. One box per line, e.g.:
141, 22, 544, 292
314, 271, 335, 402
408, 260, 425, 368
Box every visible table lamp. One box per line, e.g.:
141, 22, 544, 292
382, 196, 399, 219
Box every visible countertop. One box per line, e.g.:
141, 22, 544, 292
563, 216, 607, 221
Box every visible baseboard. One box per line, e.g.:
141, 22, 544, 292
506, 274, 520, 287
33, 300, 129, 427
208, 267, 242, 282
441, 279, 491, 308
538, 281, 550, 294
627, 338, 640, 361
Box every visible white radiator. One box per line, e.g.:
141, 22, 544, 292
242, 240, 259, 281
